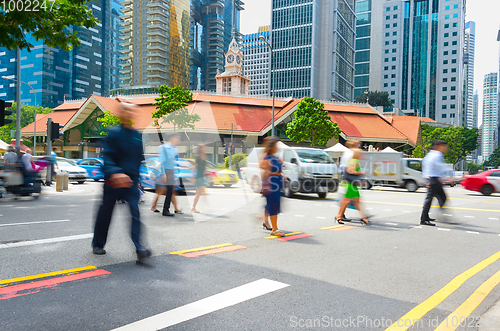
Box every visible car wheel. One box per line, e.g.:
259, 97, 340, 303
251, 176, 261, 193
317, 192, 327, 199
223, 184, 232, 188
364, 181, 373, 190
481, 184, 494, 196
405, 180, 418, 192
284, 180, 294, 198
205, 176, 214, 188
93, 179, 100, 182
77, 181, 85, 184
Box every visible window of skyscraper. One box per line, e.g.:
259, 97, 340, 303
442, 114, 447, 118
384, 67, 389, 71
444, 42, 449, 46
444, 24, 449, 28
384, 83, 388, 87
443, 60, 448, 64
452, 50, 457, 54
385, 50, 389, 54
356, 38, 371, 50
355, 50, 370, 62
442, 96, 447, 100
451, 86, 456, 91
392, 57, 396, 61
357, 13, 371, 25
442, 105, 447, 109
453, 23, 457, 27
393, 15, 397, 19
445, 6, 450, 10
386, 16, 390, 20
451, 68, 456, 73
385, 41, 390, 45
386, 24, 390, 28
451, 77, 456, 82
393, 31, 397, 36
356, 26, 371, 37
451, 95, 456, 100
391, 74, 396, 78
393, 23, 397, 27
453, 14, 458, 18
443, 87, 448, 91
452, 41, 457, 45
394, 6, 398, 10
385, 32, 390, 37
445, 15, 450, 19
443, 69, 448, 73
444, 33, 449, 37
452, 32, 457, 36
454, 4, 459, 9
392, 40, 397, 44
355, 63, 370, 75
451, 59, 457, 63
443, 78, 448, 82
384, 74, 388, 78
391, 91, 395, 95
450, 104, 456, 109
391, 82, 395, 86
385, 58, 389, 62
444, 51, 449, 55
392, 49, 397, 53
391, 65, 396, 69
386, 7, 390, 11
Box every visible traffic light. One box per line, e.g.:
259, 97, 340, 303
50, 122, 64, 140
0, 99, 13, 127
231, 145, 235, 155
224, 144, 228, 155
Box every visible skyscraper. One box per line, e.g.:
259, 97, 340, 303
189, 0, 244, 92
482, 73, 498, 161
0, 0, 123, 108
271, 0, 356, 101
464, 21, 476, 129
241, 26, 270, 96
120, 0, 190, 89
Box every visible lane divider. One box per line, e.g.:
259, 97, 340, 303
264, 232, 301, 239
330, 226, 357, 232
169, 243, 233, 255
385, 250, 500, 331
180, 245, 247, 258
276, 234, 314, 241
0, 265, 97, 288
435, 269, 500, 331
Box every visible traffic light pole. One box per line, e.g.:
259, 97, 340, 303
46, 118, 52, 186
15, 48, 21, 154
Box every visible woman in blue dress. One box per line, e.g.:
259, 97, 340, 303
260, 136, 285, 237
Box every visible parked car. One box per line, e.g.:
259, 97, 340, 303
185, 158, 239, 187
33, 156, 88, 184
139, 157, 194, 192
76, 158, 104, 181
461, 169, 500, 196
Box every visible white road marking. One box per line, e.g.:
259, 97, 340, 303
295, 215, 305, 217
111, 279, 290, 331
464, 216, 475, 218
0, 214, 3, 217
316, 217, 326, 219
414, 226, 422, 228
385, 222, 398, 226
466, 231, 479, 234
438, 228, 450, 231
365, 208, 373, 210
443, 214, 452, 216
15, 206, 29, 209
489, 218, 499, 220
0, 233, 93, 249
0, 220, 70, 227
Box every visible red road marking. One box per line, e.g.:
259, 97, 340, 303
0, 269, 111, 300
276, 234, 314, 241
180, 245, 248, 257
330, 226, 357, 232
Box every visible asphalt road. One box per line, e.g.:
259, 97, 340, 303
1, 181, 500, 330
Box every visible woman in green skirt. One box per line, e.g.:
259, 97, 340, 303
336, 149, 369, 225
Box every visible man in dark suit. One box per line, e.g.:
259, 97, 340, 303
92, 102, 151, 262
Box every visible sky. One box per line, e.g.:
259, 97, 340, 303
240, 0, 500, 122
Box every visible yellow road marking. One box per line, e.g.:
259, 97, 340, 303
0, 266, 97, 287
385, 250, 500, 331
435, 269, 500, 331
169, 243, 233, 255
264, 232, 302, 239
320, 225, 345, 230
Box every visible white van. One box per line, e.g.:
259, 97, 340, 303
245, 146, 338, 198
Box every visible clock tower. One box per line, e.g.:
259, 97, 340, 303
216, 37, 250, 96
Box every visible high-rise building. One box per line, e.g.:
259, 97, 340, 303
0, 0, 123, 108
482, 72, 498, 161
355, 0, 466, 123
241, 26, 270, 96
464, 21, 476, 129
189, 0, 244, 92
271, 0, 356, 101
120, 0, 190, 89
473, 92, 479, 129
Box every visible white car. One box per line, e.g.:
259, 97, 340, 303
34, 156, 88, 184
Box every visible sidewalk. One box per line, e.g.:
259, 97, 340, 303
42, 182, 97, 195
479, 299, 500, 330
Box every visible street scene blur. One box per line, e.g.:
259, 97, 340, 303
2, 0, 500, 330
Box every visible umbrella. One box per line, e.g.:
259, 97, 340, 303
324, 143, 349, 152
0, 138, 9, 151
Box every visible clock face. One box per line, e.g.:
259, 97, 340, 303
227, 54, 235, 63
236, 55, 241, 64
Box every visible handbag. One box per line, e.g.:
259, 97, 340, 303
343, 171, 360, 183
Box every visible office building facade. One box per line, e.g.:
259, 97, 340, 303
120, 0, 190, 89
0, 0, 123, 108
482, 72, 498, 161
464, 21, 476, 129
189, 0, 244, 92
241, 26, 270, 96
271, 0, 356, 101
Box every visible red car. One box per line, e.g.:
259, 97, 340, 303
461, 169, 500, 196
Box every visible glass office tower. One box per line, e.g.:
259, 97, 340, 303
464, 21, 476, 129
0, 0, 123, 108
482, 73, 498, 160
241, 26, 271, 96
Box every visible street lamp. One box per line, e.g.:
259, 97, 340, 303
259, 35, 276, 137
364, 90, 369, 105
2, 76, 37, 154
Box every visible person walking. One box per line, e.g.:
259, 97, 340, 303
3, 146, 18, 166
22, 148, 35, 171
338, 140, 360, 222
191, 144, 207, 213
336, 149, 369, 225
159, 132, 182, 216
91, 102, 151, 261
420, 140, 449, 226
260, 136, 285, 237
151, 155, 167, 213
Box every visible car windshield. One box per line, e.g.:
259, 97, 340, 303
295, 149, 333, 164
57, 158, 76, 167
206, 161, 219, 168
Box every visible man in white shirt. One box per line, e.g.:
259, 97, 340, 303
22, 148, 34, 171
420, 140, 448, 226
3, 146, 18, 166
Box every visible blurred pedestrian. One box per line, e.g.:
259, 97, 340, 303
22, 148, 35, 171
92, 102, 151, 262
338, 140, 360, 222
260, 136, 285, 236
151, 156, 167, 213
159, 132, 182, 216
420, 140, 449, 226
191, 144, 207, 213
336, 149, 369, 225
3, 146, 18, 166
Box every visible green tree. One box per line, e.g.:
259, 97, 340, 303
0, 103, 52, 146
96, 110, 134, 135
152, 86, 199, 131
285, 97, 341, 147
354, 91, 394, 108
411, 145, 425, 158
0, 1, 99, 51
484, 148, 500, 169
467, 162, 482, 174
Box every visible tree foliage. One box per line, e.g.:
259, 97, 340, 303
0, 0, 99, 51
354, 91, 394, 108
96, 110, 133, 135
285, 97, 341, 147
484, 148, 500, 169
0, 103, 52, 146
467, 162, 482, 174
419, 124, 479, 166
152, 86, 199, 131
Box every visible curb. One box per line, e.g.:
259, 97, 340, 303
479, 299, 500, 330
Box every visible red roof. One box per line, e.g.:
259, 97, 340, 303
21, 110, 78, 134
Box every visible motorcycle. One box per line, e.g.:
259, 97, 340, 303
0, 168, 42, 199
